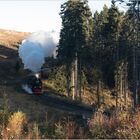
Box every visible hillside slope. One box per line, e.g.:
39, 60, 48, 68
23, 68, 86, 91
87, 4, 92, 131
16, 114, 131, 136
0, 29, 92, 121
0, 28, 30, 49
0, 29, 134, 139
0, 29, 29, 84
0, 30, 81, 137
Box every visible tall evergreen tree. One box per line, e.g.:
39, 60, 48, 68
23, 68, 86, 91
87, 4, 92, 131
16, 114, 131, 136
91, 5, 109, 106
116, 0, 140, 107
91, 2, 122, 87
57, 0, 93, 99
101, 1, 122, 87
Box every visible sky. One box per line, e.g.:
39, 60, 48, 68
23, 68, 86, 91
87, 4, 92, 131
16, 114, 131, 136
0, 0, 113, 33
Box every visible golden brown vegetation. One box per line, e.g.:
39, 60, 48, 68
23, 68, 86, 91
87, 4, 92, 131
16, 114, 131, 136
1, 100, 140, 139
0, 29, 30, 49
2, 111, 27, 139
88, 109, 140, 139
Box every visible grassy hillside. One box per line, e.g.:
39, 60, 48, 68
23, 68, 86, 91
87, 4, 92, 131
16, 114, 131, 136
0, 28, 132, 110
0, 28, 137, 139
0, 29, 30, 49
0, 28, 92, 139
0, 29, 29, 84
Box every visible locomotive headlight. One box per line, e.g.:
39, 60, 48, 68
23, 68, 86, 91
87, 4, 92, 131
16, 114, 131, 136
35, 73, 39, 78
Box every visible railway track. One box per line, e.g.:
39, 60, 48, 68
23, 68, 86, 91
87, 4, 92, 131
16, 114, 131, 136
32, 92, 94, 118
0, 79, 94, 118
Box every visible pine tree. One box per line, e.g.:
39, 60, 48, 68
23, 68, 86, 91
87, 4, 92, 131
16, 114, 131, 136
101, 1, 122, 87
115, 60, 128, 110
57, 0, 93, 99
90, 5, 109, 106
116, 0, 140, 108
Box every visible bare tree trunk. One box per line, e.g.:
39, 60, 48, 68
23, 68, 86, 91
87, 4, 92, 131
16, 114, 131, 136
74, 54, 78, 100
97, 79, 101, 107
132, 1, 139, 108
72, 63, 75, 100
124, 62, 128, 110
115, 68, 119, 110
83, 83, 86, 96
71, 55, 78, 100
79, 58, 82, 101
120, 63, 123, 111
66, 65, 71, 98
136, 1, 140, 106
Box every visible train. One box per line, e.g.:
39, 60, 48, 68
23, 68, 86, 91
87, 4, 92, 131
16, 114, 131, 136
26, 73, 43, 95
22, 67, 53, 95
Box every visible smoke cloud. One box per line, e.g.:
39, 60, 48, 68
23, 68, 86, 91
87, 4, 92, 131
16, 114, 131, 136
18, 31, 59, 72
22, 84, 33, 94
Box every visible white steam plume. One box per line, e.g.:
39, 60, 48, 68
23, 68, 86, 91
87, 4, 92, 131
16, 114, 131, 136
18, 31, 59, 72
22, 84, 33, 94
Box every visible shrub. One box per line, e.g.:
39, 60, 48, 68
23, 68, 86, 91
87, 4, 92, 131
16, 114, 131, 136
88, 110, 140, 139
0, 94, 11, 127
54, 121, 66, 139
5, 111, 27, 139
26, 122, 41, 139
88, 111, 109, 139
46, 66, 67, 94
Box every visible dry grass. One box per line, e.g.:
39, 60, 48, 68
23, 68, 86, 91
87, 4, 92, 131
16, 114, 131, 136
0, 88, 139, 139
88, 109, 140, 139
0, 28, 30, 49
81, 85, 133, 111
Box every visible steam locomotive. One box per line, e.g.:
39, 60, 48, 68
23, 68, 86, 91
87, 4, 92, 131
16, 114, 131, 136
27, 74, 42, 95
23, 67, 52, 95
